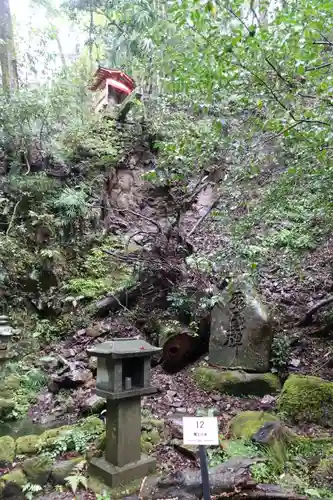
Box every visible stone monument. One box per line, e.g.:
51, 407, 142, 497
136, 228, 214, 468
0, 315, 13, 375
209, 278, 273, 372
87, 338, 161, 487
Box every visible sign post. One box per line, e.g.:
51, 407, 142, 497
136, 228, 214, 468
183, 411, 219, 500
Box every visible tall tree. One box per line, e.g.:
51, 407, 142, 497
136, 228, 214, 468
0, 0, 18, 92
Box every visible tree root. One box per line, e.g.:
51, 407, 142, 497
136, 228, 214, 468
298, 295, 333, 326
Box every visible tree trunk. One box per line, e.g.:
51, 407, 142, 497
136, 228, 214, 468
55, 33, 67, 69
0, 0, 19, 92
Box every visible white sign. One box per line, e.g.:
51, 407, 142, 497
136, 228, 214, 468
183, 417, 219, 446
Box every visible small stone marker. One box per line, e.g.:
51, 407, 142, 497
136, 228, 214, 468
209, 278, 273, 372
87, 338, 161, 488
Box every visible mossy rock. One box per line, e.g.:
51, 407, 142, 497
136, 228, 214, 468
0, 398, 15, 419
313, 456, 333, 488
50, 456, 84, 485
193, 367, 280, 396
16, 435, 40, 455
88, 475, 141, 498
278, 374, 333, 425
4, 375, 21, 390
0, 436, 16, 466
0, 468, 27, 487
78, 416, 104, 434
229, 411, 279, 439
22, 454, 54, 485
39, 425, 72, 449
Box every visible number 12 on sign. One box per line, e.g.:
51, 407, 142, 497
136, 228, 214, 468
183, 417, 219, 446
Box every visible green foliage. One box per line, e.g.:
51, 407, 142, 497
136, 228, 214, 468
22, 483, 43, 500
270, 334, 292, 372
41, 417, 104, 459
0, 368, 47, 422
65, 460, 87, 494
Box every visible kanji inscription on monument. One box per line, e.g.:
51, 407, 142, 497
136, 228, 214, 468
209, 279, 273, 372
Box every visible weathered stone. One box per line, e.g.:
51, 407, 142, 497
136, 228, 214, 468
229, 411, 279, 440
80, 394, 106, 416
193, 367, 280, 396
0, 481, 26, 500
50, 457, 84, 485
252, 420, 295, 464
0, 468, 27, 499
0, 468, 27, 487
22, 454, 54, 485
170, 438, 199, 460
39, 356, 60, 371
278, 374, 333, 425
0, 436, 15, 466
209, 278, 272, 372
16, 435, 40, 455
50, 367, 92, 393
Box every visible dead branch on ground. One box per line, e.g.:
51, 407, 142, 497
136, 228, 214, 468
298, 295, 333, 326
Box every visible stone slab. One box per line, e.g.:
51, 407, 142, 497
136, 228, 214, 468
209, 279, 273, 372
87, 339, 161, 359
88, 455, 156, 488
95, 386, 158, 400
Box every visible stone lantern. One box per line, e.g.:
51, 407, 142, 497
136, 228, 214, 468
0, 315, 13, 374
87, 338, 161, 487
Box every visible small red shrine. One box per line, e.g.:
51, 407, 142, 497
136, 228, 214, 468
89, 66, 136, 112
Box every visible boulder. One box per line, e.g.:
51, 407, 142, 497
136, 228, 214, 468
0, 436, 16, 466
209, 278, 273, 372
22, 454, 54, 485
278, 374, 333, 425
0, 469, 27, 487
50, 457, 84, 485
50, 365, 92, 393
16, 435, 40, 455
193, 367, 280, 396
229, 411, 279, 440
39, 426, 72, 450
0, 469, 27, 500
252, 420, 295, 465
80, 395, 105, 416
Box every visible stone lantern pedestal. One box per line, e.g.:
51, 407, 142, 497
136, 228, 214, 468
87, 338, 161, 487
0, 316, 13, 375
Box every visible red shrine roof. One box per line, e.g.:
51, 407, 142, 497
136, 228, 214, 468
89, 67, 136, 94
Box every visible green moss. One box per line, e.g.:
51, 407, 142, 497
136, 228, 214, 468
4, 375, 21, 390
229, 411, 279, 439
193, 367, 280, 396
313, 457, 333, 488
278, 374, 333, 424
0, 436, 16, 465
64, 236, 133, 299
16, 435, 40, 455
22, 454, 54, 485
0, 398, 15, 419
88, 476, 141, 498
39, 425, 72, 448
1, 468, 27, 487
78, 416, 105, 434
